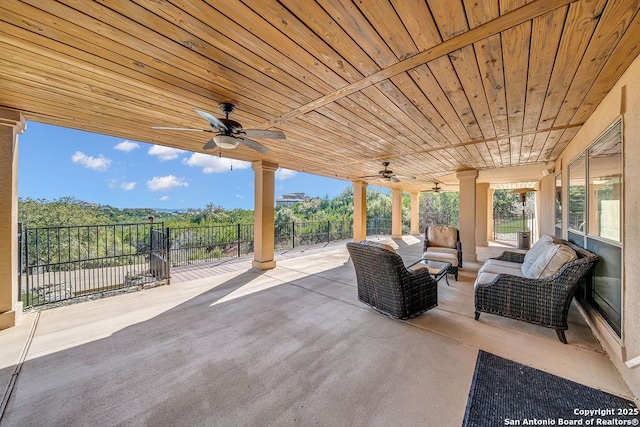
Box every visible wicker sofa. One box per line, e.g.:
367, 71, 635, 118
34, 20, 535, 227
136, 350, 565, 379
474, 235, 599, 343
422, 225, 462, 280
347, 240, 438, 320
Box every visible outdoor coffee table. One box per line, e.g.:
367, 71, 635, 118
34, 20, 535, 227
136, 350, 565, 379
408, 258, 453, 286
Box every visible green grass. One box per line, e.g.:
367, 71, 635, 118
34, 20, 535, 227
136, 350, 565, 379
494, 218, 530, 233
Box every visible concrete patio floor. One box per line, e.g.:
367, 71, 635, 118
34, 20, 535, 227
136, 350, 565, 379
0, 236, 635, 426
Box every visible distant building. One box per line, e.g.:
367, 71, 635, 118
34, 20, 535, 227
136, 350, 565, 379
276, 192, 310, 207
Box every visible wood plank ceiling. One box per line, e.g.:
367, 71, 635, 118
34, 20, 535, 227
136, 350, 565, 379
1, 0, 639, 191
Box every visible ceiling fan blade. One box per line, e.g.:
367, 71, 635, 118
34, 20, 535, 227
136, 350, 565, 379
243, 129, 286, 139
238, 137, 269, 154
391, 176, 401, 183
395, 174, 416, 180
195, 109, 227, 131
152, 126, 212, 132
202, 139, 218, 150
358, 175, 380, 179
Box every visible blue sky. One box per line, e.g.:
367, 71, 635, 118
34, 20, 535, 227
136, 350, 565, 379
18, 122, 354, 210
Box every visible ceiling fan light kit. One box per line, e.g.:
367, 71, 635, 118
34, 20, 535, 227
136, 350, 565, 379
212, 135, 239, 149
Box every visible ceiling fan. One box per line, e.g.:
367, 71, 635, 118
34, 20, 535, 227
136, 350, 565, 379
429, 182, 443, 193
152, 103, 285, 154
359, 162, 416, 183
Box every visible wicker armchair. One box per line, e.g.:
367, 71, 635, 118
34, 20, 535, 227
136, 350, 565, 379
474, 240, 599, 343
347, 241, 438, 320
423, 225, 462, 280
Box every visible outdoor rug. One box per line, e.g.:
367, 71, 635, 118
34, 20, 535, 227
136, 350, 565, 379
462, 350, 638, 427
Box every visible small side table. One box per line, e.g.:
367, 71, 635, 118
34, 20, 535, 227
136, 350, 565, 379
408, 258, 453, 286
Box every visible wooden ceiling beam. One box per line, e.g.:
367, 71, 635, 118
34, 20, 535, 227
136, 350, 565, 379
262, 0, 578, 128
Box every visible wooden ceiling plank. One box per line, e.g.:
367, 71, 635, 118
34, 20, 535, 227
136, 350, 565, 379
355, 87, 443, 150
277, 0, 381, 77
316, 0, 399, 68
537, 0, 608, 129
239, 0, 366, 85
517, 133, 537, 163
522, 7, 568, 132
448, 45, 498, 138
548, 127, 582, 160
408, 65, 471, 143
502, 21, 532, 136
428, 56, 484, 140
131, 0, 332, 98
0, 21, 291, 123
498, 137, 512, 166
427, 0, 468, 40
7, 0, 304, 111
465, 0, 501, 28
388, 74, 455, 145
509, 136, 523, 165
374, 79, 443, 149
554, 0, 640, 126
198, 0, 348, 93
485, 139, 504, 167
572, 7, 640, 124
473, 34, 509, 137
352, 0, 419, 60
263, 0, 577, 128
392, 0, 443, 51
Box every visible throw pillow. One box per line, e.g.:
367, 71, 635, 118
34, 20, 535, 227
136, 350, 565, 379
521, 234, 554, 275
523, 243, 577, 279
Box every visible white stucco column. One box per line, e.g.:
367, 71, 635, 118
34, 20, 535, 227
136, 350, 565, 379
476, 183, 490, 247
410, 191, 420, 235
0, 108, 25, 330
457, 169, 479, 263
252, 160, 278, 270
352, 181, 367, 241
391, 188, 403, 239
487, 188, 495, 241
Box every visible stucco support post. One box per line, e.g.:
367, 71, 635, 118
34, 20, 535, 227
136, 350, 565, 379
252, 160, 278, 270
457, 170, 479, 263
352, 181, 367, 241
476, 183, 490, 247
487, 188, 495, 241
410, 191, 420, 235
0, 107, 25, 330
391, 188, 403, 239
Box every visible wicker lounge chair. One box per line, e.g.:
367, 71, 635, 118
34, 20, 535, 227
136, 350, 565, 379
422, 225, 462, 280
347, 241, 438, 320
474, 239, 599, 343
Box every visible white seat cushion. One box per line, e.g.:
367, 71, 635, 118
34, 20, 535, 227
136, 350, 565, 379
422, 251, 458, 266
426, 247, 459, 256
474, 272, 499, 289
479, 262, 524, 277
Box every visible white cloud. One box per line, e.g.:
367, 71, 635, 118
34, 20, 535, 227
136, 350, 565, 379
71, 151, 111, 171
276, 168, 297, 180
114, 140, 140, 152
146, 175, 188, 192
183, 153, 251, 173
235, 194, 245, 199
121, 182, 136, 191
159, 196, 170, 201
148, 145, 185, 161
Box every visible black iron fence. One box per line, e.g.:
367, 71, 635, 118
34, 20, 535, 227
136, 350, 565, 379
493, 212, 536, 241
19, 222, 167, 308
18, 219, 359, 308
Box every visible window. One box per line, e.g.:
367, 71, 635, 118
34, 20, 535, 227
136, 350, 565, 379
588, 122, 622, 242
555, 173, 562, 238
568, 153, 586, 233
571, 120, 623, 337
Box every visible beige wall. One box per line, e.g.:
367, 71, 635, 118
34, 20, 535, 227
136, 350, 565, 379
548, 53, 640, 398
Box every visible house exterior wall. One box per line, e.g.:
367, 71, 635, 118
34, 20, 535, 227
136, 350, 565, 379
540, 52, 640, 398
